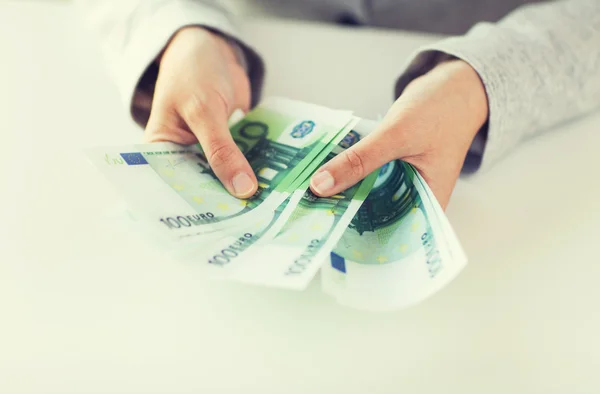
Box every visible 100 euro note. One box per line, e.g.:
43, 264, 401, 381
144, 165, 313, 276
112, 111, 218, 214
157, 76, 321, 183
176, 120, 376, 287
223, 169, 378, 290
84, 97, 355, 243
321, 161, 467, 311
172, 116, 360, 263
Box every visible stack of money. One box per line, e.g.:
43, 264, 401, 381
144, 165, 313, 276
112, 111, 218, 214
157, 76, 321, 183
85, 97, 467, 311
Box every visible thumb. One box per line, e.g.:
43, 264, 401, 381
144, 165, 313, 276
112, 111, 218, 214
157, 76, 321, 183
310, 127, 407, 197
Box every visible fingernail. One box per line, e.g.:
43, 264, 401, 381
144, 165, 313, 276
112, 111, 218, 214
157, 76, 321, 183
232, 172, 255, 197
311, 170, 334, 195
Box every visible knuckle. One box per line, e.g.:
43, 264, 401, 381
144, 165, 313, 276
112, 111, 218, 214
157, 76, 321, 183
182, 93, 211, 125
212, 88, 232, 117
144, 122, 173, 142
145, 119, 197, 144
146, 119, 171, 134
207, 140, 238, 169
342, 149, 365, 179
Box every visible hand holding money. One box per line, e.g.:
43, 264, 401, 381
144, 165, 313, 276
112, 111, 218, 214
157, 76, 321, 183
311, 59, 488, 209
144, 26, 257, 198
85, 98, 468, 311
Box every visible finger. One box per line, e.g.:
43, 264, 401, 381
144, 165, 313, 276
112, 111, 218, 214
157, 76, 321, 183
181, 97, 257, 199
144, 107, 198, 145
310, 127, 407, 197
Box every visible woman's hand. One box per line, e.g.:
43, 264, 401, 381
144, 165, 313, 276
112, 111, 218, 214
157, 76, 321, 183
310, 59, 489, 209
145, 26, 258, 199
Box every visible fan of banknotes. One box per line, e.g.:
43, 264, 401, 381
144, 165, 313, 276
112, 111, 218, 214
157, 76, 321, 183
85, 97, 467, 311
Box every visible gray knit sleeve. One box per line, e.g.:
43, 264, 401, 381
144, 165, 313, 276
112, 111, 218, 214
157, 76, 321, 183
394, 0, 600, 173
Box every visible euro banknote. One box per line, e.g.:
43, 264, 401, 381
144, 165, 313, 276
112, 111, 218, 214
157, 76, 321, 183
86, 97, 468, 310
321, 161, 468, 311
196, 120, 467, 297
84, 97, 356, 242
182, 120, 380, 289
174, 117, 363, 270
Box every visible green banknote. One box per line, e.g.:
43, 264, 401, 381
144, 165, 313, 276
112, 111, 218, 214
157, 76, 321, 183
174, 117, 361, 268
224, 170, 378, 289
186, 120, 380, 290
175, 120, 361, 267
322, 161, 468, 311
85, 97, 355, 242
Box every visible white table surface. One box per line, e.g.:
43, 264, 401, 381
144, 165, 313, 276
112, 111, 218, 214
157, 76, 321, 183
1, 2, 600, 394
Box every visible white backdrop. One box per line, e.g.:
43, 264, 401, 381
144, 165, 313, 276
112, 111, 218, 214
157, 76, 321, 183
1, 2, 599, 394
